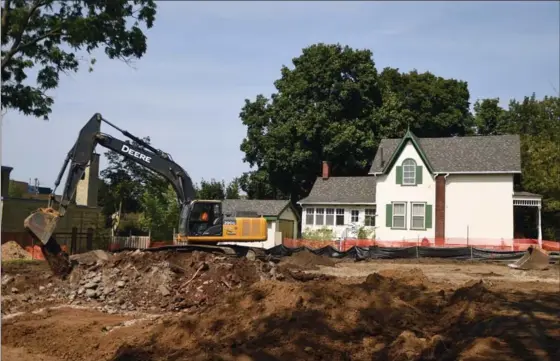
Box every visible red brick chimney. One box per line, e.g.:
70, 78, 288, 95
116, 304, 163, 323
435, 175, 446, 246
322, 161, 331, 180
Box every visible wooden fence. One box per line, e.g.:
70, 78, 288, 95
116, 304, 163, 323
108, 235, 151, 250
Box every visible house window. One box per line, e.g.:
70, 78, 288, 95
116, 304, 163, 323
336, 208, 345, 225
365, 208, 376, 226
315, 208, 325, 225
351, 210, 359, 223
305, 208, 314, 225
325, 208, 335, 225
402, 159, 416, 185
411, 203, 426, 229
392, 202, 406, 229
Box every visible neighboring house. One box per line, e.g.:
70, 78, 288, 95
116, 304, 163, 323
219, 199, 300, 249
299, 130, 542, 245
298, 161, 376, 239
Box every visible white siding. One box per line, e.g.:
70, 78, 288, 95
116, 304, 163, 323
375, 141, 436, 241
301, 205, 377, 239
445, 174, 514, 242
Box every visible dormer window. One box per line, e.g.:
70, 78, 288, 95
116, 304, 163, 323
396, 158, 422, 186
402, 159, 417, 185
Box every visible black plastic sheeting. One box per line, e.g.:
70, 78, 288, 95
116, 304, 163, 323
267, 245, 560, 261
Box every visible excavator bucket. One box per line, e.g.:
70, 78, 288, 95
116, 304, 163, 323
508, 246, 550, 271
24, 207, 60, 245
24, 208, 72, 277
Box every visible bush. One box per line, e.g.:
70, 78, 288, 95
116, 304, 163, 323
302, 227, 335, 241
357, 226, 375, 240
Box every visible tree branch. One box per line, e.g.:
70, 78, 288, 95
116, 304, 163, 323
1, 0, 12, 42
1, 0, 46, 71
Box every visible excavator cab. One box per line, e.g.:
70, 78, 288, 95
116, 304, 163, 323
186, 200, 223, 236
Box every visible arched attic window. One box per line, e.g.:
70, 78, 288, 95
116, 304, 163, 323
402, 159, 417, 185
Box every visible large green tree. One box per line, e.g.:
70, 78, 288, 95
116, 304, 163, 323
240, 43, 382, 201
473, 98, 505, 135
1, 0, 157, 119
377, 67, 473, 138
239, 43, 474, 201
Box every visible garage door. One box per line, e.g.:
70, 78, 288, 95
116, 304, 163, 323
278, 220, 294, 239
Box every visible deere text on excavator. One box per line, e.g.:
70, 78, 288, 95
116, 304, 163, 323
24, 113, 268, 276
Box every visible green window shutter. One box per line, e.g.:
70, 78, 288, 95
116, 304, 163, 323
396, 166, 403, 185
416, 166, 423, 184
386, 204, 392, 227
425, 204, 432, 229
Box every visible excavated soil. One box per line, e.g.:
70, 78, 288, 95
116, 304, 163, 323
1, 241, 32, 261
2, 251, 560, 361
1, 249, 331, 315
278, 249, 338, 270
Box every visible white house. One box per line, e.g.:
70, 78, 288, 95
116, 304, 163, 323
298, 130, 543, 246
219, 199, 300, 249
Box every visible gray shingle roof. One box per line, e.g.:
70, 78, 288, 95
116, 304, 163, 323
299, 176, 376, 204
369, 134, 521, 174
514, 191, 542, 198
222, 199, 292, 217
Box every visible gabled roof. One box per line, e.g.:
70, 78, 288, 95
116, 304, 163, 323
298, 176, 376, 204
369, 133, 521, 174
222, 199, 294, 217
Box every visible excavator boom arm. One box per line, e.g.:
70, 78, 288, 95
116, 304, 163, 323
49, 113, 196, 217
25, 113, 197, 247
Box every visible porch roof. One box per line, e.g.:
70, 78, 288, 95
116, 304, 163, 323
513, 191, 542, 207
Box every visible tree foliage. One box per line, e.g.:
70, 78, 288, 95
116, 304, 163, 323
473, 98, 505, 136
239, 43, 473, 201
196, 178, 241, 200
225, 178, 240, 199
1, 0, 157, 119
377, 67, 473, 138
138, 184, 179, 241
196, 178, 225, 200
98, 136, 164, 216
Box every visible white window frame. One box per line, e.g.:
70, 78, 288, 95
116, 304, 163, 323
351, 209, 359, 223
335, 208, 345, 225
305, 208, 314, 225
315, 208, 325, 225
392, 202, 407, 229
325, 208, 335, 225
411, 202, 426, 230
402, 159, 416, 185
364, 208, 376, 226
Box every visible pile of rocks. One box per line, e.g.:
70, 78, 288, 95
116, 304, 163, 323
2, 248, 327, 315
62, 249, 286, 313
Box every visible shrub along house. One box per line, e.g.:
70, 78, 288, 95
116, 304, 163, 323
299, 130, 543, 246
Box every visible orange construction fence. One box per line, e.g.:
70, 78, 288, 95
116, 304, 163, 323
283, 238, 560, 252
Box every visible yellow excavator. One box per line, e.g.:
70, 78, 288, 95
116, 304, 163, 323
24, 113, 268, 276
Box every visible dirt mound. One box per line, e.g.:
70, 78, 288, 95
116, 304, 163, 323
2, 249, 330, 315
3, 258, 560, 361
1, 241, 32, 261
279, 249, 337, 270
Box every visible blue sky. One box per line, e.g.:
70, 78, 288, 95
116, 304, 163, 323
2, 1, 559, 189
